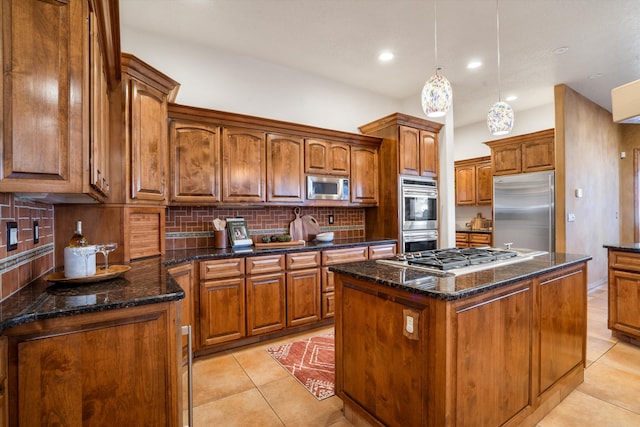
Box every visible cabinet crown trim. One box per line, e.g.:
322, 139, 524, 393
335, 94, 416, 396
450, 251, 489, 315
168, 104, 382, 147
358, 112, 444, 134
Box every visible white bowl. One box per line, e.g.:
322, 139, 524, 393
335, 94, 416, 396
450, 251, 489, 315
315, 232, 334, 242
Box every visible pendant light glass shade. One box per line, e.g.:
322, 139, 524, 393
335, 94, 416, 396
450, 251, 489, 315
487, 101, 514, 135
422, 70, 452, 118
421, 0, 451, 118
487, 0, 513, 135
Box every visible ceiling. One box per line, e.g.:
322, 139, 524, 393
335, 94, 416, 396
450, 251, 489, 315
119, 0, 640, 127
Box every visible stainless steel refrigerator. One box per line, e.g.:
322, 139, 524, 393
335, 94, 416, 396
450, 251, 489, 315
493, 171, 555, 252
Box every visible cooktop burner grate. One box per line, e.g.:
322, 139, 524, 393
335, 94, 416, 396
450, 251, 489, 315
399, 247, 518, 271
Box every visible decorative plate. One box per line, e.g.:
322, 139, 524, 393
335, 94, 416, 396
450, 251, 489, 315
44, 265, 131, 284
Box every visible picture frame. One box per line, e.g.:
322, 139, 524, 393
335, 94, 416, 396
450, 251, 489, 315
226, 218, 253, 247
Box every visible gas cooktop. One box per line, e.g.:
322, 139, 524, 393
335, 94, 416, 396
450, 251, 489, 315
396, 247, 518, 270
377, 247, 546, 276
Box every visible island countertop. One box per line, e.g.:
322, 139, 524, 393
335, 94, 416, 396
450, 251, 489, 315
0, 237, 396, 333
329, 251, 592, 301
603, 243, 640, 253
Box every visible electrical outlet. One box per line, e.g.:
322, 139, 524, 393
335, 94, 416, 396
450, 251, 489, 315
33, 220, 39, 244
405, 315, 414, 334
567, 213, 576, 222
328, 214, 334, 224
7, 222, 17, 251
403, 308, 420, 340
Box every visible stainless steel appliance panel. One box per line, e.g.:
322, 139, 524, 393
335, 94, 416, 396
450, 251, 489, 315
401, 229, 438, 253
493, 171, 555, 252
306, 175, 349, 200
400, 176, 438, 231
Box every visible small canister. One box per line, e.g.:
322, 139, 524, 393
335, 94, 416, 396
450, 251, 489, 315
214, 230, 228, 249
64, 245, 97, 278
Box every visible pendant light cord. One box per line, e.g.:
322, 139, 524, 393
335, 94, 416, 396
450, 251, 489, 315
434, 0, 440, 73
496, 0, 502, 101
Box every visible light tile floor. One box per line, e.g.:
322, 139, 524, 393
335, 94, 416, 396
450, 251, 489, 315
184, 284, 640, 426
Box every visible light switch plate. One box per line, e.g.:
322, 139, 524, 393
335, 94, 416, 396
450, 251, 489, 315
7, 221, 18, 251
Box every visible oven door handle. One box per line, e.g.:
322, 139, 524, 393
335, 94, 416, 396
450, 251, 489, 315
403, 233, 438, 243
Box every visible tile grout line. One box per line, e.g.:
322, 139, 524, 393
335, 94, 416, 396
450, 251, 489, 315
230, 351, 288, 426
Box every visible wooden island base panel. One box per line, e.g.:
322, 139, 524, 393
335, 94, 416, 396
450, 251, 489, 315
331, 253, 591, 427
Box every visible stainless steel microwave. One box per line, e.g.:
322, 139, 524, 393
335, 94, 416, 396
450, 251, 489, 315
306, 176, 349, 201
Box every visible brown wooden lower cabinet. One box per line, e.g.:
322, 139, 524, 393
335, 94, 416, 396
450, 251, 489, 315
246, 272, 286, 335
286, 268, 321, 326
200, 276, 246, 347
335, 261, 587, 427
456, 231, 492, 248
4, 302, 181, 426
195, 243, 395, 352
607, 248, 640, 343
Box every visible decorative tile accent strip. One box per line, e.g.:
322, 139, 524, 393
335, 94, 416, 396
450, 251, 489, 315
0, 244, 54, 275
165, 226, 364, 241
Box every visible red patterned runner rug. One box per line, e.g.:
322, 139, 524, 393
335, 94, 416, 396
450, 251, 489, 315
266, 333, 335, 400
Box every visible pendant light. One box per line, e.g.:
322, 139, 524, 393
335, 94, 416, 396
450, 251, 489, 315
487, 0, 514, 135
421, 0, 452, 118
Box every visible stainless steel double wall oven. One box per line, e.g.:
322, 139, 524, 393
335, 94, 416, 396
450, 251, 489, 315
399, 176, 438, 252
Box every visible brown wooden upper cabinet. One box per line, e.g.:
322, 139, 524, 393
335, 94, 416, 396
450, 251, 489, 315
350, 145, 379, 205
399, 126, 438, 178
305, 139, 350, 176
169, 120, 221, 204
0, 0, 118, 201
454, 156, 492, 206
166, 104, 380, 207
222, 128, 267, 203
120, 53, 179, 205
267, 134, 305, 203
485, 129, 555, 176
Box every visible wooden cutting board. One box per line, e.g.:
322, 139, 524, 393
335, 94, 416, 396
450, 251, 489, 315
254, 240, 306, 249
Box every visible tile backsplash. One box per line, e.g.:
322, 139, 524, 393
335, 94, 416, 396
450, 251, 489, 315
0, 200, 366, 301
0, 193, 54, 301
165, 206, 365, 250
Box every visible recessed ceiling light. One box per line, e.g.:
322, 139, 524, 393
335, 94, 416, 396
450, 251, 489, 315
505, 95, 517, 102
467, 60, 482, 69
378, 51, 394, 62
553, 46, 569, 55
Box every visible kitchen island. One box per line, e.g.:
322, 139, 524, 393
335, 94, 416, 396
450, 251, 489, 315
330, 252, 591, 427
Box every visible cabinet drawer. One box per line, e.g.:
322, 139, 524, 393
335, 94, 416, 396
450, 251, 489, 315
322, 246, 368, 266
286, 251, 320, 270
246, 255, 284, 275
469, 233, 491, 245
610, 250, 640, 273
368, 244, 397, 260
200, 258, 244, 280
456, 232, 470, 242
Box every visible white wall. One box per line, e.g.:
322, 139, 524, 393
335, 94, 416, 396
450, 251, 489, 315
120, 27, 400, 134
453, 104, 556, 160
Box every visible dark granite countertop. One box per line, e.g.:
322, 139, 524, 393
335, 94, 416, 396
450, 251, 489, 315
455, 229, 493, 234
0, 237, 396, 334
0, 257, 184, 333
603, 243, 640, 253
329, 252, 592, 301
